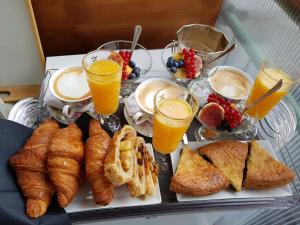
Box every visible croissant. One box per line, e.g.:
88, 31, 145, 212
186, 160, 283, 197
48, 123, 84, 207
105, 125, 137, 186
9, 119, 59, 218
85, 119, 114, 205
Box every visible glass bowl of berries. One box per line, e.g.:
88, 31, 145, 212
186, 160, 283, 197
195, 91, 258, 141
161, 41, 213, 87
98, 40, 152, 100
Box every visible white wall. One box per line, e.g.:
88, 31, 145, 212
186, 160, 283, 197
0, 0, 43, 86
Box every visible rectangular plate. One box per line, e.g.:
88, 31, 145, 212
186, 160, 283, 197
170, 140, 292, 202
65, 144, 161, 213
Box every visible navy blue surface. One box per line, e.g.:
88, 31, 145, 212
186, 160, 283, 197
0, 119, 71, 225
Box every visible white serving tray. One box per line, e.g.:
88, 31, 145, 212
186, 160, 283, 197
170, 140, 292, 202
65, 144, 161, 212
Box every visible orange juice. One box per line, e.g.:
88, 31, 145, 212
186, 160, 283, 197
87, 59, 121, 115
153, 98, 193, 154
246, 68, 293, 119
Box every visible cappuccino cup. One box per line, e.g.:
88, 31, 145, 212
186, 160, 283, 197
134, 78, 179, 124
49, 66, 92, 122
208, 66, 253, 102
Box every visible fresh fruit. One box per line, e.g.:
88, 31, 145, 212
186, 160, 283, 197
118, 50, 140, 80
166, 48, 202, 80
199, 102, 225, 128
207, 93, 242, 130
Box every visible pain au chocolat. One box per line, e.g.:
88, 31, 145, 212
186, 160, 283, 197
198, 140, 248, 192
170, 147, 229, 196
243, 140, 294, 189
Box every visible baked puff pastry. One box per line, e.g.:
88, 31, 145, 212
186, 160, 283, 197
144, 149, 159, 198
127, 137, 147, 197
105, 125, 136, 186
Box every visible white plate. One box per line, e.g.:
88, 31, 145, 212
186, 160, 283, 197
124, 106, 153, 138
65, 144, 161, 212
170, 140, 292, 202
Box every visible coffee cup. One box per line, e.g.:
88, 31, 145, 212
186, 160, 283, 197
134, 78, 179, 124
208, 66, 253, 102
49, 66, 92, 122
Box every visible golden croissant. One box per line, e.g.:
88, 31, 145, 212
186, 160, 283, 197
85, 119, 114, 205
48, 123, 84, 207
9, 119, 59, 218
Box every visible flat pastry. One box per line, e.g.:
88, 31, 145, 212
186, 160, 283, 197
170, 147, 229, 196
127, 137, 147, 197
243, 140, 294, 189
198, 140, 248, 192
144, 147, 159, 198
105, 125, 136, 186
85, 119, 114, 205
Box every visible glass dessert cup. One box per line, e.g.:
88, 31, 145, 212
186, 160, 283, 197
195, 102, 258, 141
98, 40, 152, 101
161, 40, 218, 87
152, 86, 199, 154
82, 49, 123, 132
193, 80, 257, 141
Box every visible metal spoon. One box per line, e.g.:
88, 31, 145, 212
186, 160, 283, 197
205, 43, 236, 66
130, 25, 142, 54
242, 79, 283, 114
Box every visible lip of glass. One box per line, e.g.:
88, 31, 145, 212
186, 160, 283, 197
154, 87, 199, 121
82, 49, 123, 77
261, 60, 299, 85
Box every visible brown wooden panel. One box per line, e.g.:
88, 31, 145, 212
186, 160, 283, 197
30, 0, 223, 56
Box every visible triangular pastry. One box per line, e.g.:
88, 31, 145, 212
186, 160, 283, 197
243, 140, 294, 189
170, 147, 229, 196
198, 140, 248, 192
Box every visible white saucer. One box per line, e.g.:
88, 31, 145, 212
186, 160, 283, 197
124, 107, 153, 137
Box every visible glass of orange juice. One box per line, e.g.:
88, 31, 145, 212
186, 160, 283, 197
82, 50, 123, 131
152, 86, 199, 154
246, 59, 299, 120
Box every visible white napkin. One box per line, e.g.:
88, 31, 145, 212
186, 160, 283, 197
43, 88, 92, 119
43, 88, 65, 109
124, 93, 153, 125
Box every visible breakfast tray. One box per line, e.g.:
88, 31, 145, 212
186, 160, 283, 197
8, 69, 300, 223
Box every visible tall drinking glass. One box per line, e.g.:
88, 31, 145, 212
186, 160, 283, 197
152, 86, 199, 154
246, 59, 299, 119
82, 50, 123, 131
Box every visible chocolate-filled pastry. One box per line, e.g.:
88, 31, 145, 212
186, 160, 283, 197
127, 137, 147, 197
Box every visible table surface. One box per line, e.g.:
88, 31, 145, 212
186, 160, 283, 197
45, 51, 299, 223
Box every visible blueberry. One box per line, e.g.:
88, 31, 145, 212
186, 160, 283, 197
129, 60, 136, 68
178, 59, 184, 68
167, 60, 172, 68
172, 60, 179, 68
167, 57, 173, 62
133, 67, 141, 76
216, 120, 226, 131
170, 67, 177, 73
224, 122, 232, 132
129, 73, 136, 79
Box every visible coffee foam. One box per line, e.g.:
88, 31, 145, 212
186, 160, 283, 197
137, 81, 175, 114
209, 68, 250, 99
53, 68, 91, 101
